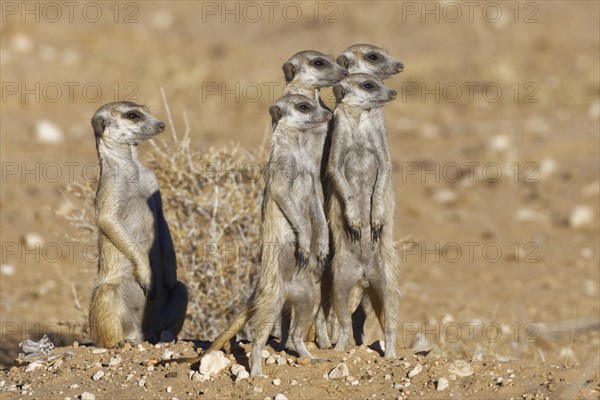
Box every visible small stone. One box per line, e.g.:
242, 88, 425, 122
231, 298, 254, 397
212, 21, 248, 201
384, 374, 392, 380
191, 371, 209, 382
0, 264, 15, 276
448, 360, 474, 377
328, 362, 350, 380
121, 343, 132, 351
266, 354, 277, 365
407, 364, 423, 378
436, 377, 449, 391
253, 386, 263, 393
108, 355, 122, 367
25, 362, 43, 372
91, 348, 107, 355
137, 344, 145, 352
72, 341, 79, 348
291, 380, 298, 386
274, 394, 288, 400
166, 386, 172, 393
199, 351, 230, 377
272, 378, 281, 386
297, 357, 310, 366
472, 352, 483, 361
92, 370, 104, 381
351, 380, 359, 385
161, 349, 174, 360
69, 384, 79, 389
570, 205, 594, 229
80, 392, 96, 400
34, 120, 64, 144
261, 350, 270, 359
235, 369, 249, 381
433, 190, 457, 204
276, 357, 286, 366
138, 379, 145, 387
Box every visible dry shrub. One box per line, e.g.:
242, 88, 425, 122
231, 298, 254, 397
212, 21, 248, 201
63, 129, 267, 341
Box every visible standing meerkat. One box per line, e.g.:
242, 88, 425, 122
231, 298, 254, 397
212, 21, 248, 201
327, 74, 400, 357
89, 101, 188, 348
179, 95, 331, 377
335, 43, 404, 345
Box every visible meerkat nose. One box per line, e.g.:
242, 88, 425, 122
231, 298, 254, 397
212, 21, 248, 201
158, 121, 166, 132
390, 90, 398, 99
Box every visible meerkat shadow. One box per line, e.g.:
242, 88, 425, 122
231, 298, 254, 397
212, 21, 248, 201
140, 190, 188, 344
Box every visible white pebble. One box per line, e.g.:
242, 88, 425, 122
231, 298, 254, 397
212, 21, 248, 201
489, 134, 511, 151
436, 377, 449, 391
10, 33, 33, 54
91, 348, 107, 354
384, 374, 392, 380
92, 370, 104, 381
199, 351, 230, 377
272, 378, 281, 386
150, 9, 174, 30
266, 354, 277, 365
261, 350, 270, 359
20, 233, 45, 249
138, 379, 145, 387
34, 120, 64, 144
166, 386, 172, 393
1, 264, 15, 276
80, 392, 95, 400
448, 360, 474, 377
161, 349, 174, 360
68, 384, 78, 389
433, 189, 458, 204
328, 362, 350, 380
235, 369, 249, 381
351, 380, 359, 386
137, 344, 145, 352
25, 362, 43, 372
253, 386, 263, 393
570, 205, 594, 229
108, 355, 122, 366
274, 394, 288, 400
407, 363, 423, 378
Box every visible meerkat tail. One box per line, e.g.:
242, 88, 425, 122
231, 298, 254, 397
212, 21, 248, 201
89, 283, 123, 349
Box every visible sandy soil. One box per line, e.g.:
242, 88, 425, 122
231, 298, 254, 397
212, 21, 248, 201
1, 1, 599, 399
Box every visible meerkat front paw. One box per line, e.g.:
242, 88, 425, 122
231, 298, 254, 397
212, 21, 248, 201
371, 205, 385, 242
134, 256, 153, 296
296, 235, 311, 270
344, 204, 362, 243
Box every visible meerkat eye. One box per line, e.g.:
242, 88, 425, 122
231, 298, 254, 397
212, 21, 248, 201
363, 82, 376, 90
367, 53, 379, 61
297, 103, 311, 112
312, 59, 325, 67
126, 111, 141, 120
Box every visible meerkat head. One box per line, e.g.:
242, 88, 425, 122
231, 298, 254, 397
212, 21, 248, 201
333, 73, 397, 109
91, 101, 166, 145
336, 44, 403, 80
282, 50, 349, 89
269, 94, 332, 130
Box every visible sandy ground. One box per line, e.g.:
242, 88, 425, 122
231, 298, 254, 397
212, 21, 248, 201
1, 1, 599, 399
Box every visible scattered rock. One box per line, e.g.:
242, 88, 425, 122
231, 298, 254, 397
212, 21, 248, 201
328, 362, 350, 380
199, 351, 230, 377
34, 120, 64, 144
448, 360, 473, 377
20, 233, 45, 249
273, 378, 281, 386
161, 349, 174, 360
408, 364, 423, 378
569, 205, 594, 229
433, 189, 458, 204
150, 9, 174, 30
253, 386, 263, 393
166, 386, 172, 393
350, 380, 359, 385
138, 379, 145, 387
0, 264, 15, 276
261, 350, 270, 359
10, 33, 34, 54
80, 392, 96, 400
472, 352, 483, 361
274, 394, 289, 400
69, 384, 79, 389
436, 377, 449, 391
90, 348, 107, 354
25, 362, 43, 372
108, 355, 122, 367
191, 371, 209, 382
384, 374, 392, 380
266, 354, 277, 365
92, 370, 104, 381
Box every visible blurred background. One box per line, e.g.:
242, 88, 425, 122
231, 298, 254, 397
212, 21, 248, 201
1, 1, 598, 368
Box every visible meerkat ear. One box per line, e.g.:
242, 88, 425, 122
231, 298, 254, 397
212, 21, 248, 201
91, 114, 105, 137
333, 84, 345, 102
269, 105, 282, 124
336, 54, 350, 69
282, 62, 296, 82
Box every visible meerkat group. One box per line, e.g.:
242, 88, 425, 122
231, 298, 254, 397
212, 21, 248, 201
87, 44, 403, 377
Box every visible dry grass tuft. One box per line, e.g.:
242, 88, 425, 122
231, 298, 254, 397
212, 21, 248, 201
63, 122, 267, 341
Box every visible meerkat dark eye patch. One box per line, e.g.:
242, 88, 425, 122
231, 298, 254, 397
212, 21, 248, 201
366, 53, 380, 62
362, 81, 376, 90
125, 111, 141, 120
296, 103, 311, 112
312, 58, 326, 67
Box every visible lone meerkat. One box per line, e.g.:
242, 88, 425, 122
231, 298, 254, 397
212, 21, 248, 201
178, 95, 331, 376
89, 101, 188, 348
327, 73, 400, 357
334, 43, 404, 345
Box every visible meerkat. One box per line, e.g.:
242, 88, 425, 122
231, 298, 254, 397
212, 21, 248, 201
174, 95, 331, 377
334, 44, 404, 345
279, 50, 347, 349
327, 73, 400, 357
89, 101, 188, 349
